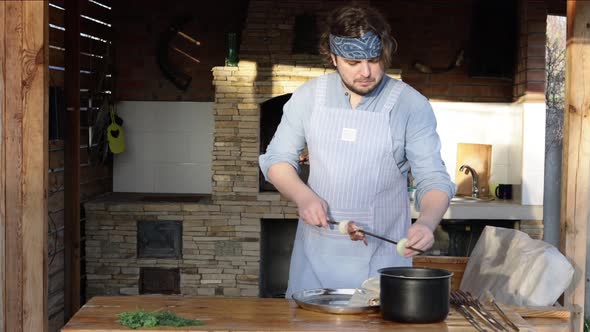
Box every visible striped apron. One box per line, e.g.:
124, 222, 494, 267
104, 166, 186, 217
286, 76, 412, 298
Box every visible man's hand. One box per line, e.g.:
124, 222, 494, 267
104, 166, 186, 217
295, 191, 329, 228
401, 189, 449, 257
267, 162, 329, 228
403, 222, 434, 257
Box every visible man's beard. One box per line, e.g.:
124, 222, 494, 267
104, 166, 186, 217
340, 75, 381, 96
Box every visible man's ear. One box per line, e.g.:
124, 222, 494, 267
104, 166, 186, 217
330, 54, 337, 67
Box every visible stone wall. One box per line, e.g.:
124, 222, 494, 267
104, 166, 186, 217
85, 196, 279, 298
210, 61, 331, 199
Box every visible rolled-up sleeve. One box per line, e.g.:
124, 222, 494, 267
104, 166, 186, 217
404, 97, 456, 210
259, 83, 313, 181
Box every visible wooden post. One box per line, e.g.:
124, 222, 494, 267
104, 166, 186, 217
561, 1, 590, 331
64, 0, 81, 321
0, 3, 5, 330
1, 1, 49, 332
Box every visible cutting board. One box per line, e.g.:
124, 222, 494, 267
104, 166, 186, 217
455, 143, 492, 197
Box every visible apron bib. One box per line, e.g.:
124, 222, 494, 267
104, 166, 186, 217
286, 76, 411, 298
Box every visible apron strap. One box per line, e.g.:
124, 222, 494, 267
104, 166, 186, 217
315, 75, 329, 113
382, 79, 407, 114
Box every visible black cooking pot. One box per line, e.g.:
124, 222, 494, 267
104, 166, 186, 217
378, 267, 452, 323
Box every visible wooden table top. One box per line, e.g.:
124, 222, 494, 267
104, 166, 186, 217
61, 295, 570, 332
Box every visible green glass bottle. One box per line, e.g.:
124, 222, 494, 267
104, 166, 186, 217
226, 32, 239, 67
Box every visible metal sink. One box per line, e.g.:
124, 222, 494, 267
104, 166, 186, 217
450, 195, 495, 203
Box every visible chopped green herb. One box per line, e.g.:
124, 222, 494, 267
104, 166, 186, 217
118, 310, 204, 329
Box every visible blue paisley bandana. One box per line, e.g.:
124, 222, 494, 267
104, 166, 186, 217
329, 31, 382, 59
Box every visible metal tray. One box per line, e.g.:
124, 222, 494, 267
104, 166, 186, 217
292, 288, 379, 314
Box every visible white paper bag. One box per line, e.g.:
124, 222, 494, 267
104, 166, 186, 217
460, 226, 574, 306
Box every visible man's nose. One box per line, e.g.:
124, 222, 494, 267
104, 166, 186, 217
360, 61, 371, 77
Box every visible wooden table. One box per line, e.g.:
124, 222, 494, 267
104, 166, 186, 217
62, 296, 570, 332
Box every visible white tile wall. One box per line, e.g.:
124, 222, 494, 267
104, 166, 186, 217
113, 101, 214, 194
432, 101, 545, 205
520, 102, 546, 205
431, 102, 523, 185
111, 100, 545, 204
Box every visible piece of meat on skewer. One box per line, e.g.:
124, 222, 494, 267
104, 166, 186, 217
338, 220, 368, 245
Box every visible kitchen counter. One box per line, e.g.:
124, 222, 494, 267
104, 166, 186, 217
411, 199, 543, 221
87, 192, 542, 221
62, 296, 568, 332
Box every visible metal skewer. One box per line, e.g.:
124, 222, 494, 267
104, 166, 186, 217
451, 291, 506, 332
451, 291, 491, 332
326, 220, 425, 254
490, 299, 520, 332
454, 303, 489, 332
462, 291, 508, 331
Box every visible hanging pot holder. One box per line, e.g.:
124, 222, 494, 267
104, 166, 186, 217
107, 110, 125, 154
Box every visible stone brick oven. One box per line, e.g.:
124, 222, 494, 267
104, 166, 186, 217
85, 0, 402, 298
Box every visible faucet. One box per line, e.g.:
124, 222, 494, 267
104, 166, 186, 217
459, 165, 479, 198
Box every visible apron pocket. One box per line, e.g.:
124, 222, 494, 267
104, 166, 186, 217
302, 221, 373, 290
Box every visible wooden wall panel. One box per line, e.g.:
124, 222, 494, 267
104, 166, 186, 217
49, 69, 102, 90
49, 27, 108, 57
49, 250, 65, 277
1, 1, 48, 332
63, 0, 82, 318
49, 47, 107, 74
51, 0, 111, 24
48, 0, 114, 328
49, 5, 62, 25
49, 171, 64, 193
48, 191, 64, 214
48, 312, 65, 332
50, 5, 112, 42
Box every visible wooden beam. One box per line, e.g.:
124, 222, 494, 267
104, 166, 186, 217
0, 2, 5, 330
561, 1, 590, 331
22, 1, 49, 331
64, 0, 81, 321
4, 2, 24, 329
1, 1, 49, 332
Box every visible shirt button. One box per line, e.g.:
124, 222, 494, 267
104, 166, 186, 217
344, 92, 349, 96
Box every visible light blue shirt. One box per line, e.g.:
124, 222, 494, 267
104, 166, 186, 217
259, 72, 455, 209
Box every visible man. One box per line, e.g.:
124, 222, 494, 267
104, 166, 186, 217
259, 5, 455, 298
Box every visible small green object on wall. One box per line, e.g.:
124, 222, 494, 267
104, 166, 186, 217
226, 32, 239, 67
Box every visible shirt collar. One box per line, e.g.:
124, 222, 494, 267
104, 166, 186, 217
336, 75, 390, 109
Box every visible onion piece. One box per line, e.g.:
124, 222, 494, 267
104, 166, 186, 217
396, 238, 408, 256
338, 220, 350, 234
